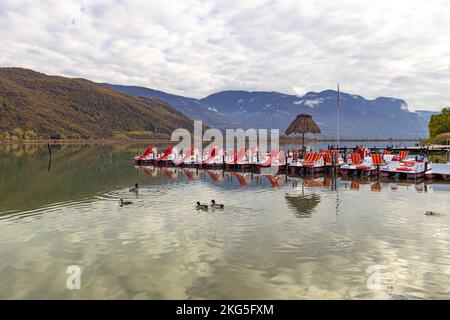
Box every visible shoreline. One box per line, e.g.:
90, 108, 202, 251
0, 138, 421, 145
0, 139, 175, 145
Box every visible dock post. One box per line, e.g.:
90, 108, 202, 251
332, 154, 337, 176
47, 143, 52, 172
285, 153, 288, 171
331, 154, 334, 175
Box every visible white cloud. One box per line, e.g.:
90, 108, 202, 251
0, 0, 449, 111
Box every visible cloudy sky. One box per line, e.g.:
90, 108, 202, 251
1, 0, 449, 111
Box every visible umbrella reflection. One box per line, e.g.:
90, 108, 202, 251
285, 194, 321, 218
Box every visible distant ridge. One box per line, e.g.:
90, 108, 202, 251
103, 84, 242, 129
108, 85, 431, 139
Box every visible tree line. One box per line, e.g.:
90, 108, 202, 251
428, 107, 450, 144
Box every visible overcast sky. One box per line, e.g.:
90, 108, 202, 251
1, 0, 449, 111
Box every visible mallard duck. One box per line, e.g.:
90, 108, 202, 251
425, 211, 439, 216
196, 201, 208, 210
129, 183, 139, 192
120, 198, 133, 206
211, 200, 224, 208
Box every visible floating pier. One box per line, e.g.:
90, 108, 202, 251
329, 144, 450, 155
134, 145, 450, 181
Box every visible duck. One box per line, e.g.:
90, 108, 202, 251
120, 198, 133, 206
425, 211, 439, 216
211, 200, 224, 208
196, 201, 208, 210
129, 183, 139, 192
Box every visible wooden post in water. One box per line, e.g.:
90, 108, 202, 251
47, 143, 52, 172
285, 153, 288, 170
331, 152, 336, 176
284, 150, 288, 182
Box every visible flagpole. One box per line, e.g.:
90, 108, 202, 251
335, 82, 341, 220
337, 82, 340, 151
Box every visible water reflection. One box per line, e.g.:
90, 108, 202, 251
0, 144, 449, 299
285, 194, 321, 218
136, 165, 293, 188
134, 165, 440, 195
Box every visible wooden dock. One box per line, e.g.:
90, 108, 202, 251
331, 144, 449, 154
391, 145, 450, 152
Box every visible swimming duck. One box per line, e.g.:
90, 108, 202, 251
129, 183, 139, 192
425, 211, 439, 216
196, 201, 208, 210
211, 200, 224, 208
120, 198, 133, 206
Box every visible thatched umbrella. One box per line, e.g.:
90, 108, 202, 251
285, 114, 321, 152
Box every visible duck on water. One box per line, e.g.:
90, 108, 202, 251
120, 198, 133, 206
129, 183, 139, 192
196, 202, 208, 210
211, 200, 224, 208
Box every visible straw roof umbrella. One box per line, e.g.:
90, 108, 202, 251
285, 114, 321, 152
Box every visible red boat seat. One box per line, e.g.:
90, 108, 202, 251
136, 146, 153, 160
396, 167, 413, 171
351, 153, 362, 165
371, 154, 383, 166
402, 161, 415, 167
399, 151, 408, 160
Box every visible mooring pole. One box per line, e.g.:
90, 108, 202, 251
333, 153, 337, 176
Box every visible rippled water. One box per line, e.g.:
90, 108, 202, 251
0, 144, 449, 299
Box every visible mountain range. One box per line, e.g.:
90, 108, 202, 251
107, 85, 436, 139
0, 67, 437, 140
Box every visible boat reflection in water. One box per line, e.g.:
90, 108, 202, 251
135, 165, 448, 223
135, 165, 442, 195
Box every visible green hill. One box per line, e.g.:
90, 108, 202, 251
0, 68, 194, 139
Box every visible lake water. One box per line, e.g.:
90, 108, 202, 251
0, 143, 449, 299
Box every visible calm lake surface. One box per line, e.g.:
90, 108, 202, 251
0, 143, 449, 299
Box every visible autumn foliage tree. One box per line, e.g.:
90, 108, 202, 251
429, 107, 450, 137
